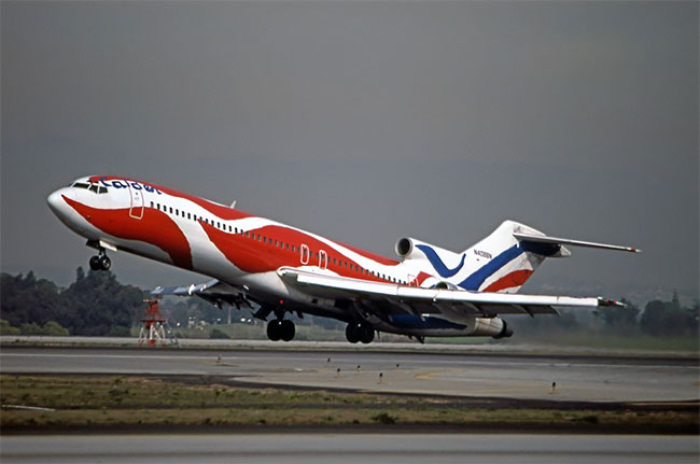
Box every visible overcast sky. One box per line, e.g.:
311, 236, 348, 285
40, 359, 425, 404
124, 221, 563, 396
2, 1, 698, 304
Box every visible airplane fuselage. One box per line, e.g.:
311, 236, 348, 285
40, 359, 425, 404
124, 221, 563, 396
48, 175, 635, 343
49, 176, 478, 338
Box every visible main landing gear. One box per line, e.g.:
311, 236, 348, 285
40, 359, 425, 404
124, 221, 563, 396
89, 251, 111, 271
345, 322, 374, 344
266, 319, 295, 342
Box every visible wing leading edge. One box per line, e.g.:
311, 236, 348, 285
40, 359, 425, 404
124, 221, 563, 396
277, 266, 623, 321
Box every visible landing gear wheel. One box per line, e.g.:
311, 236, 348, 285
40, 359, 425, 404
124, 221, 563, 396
280, 320, 295, 342
89, 255, 102, 271
89, 254, 111, 271
266, 320, 282, 341
345, 323, 360, 344
359, 324, 375, 344
99, 255, 111, 271
346, 322, 373, 344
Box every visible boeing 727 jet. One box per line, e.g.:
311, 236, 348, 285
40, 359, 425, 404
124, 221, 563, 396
48, 176, 639, 343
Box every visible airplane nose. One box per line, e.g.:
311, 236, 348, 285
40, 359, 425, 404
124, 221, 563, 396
47, 189, 66, 216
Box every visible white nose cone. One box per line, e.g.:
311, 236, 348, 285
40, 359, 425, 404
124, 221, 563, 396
47, 190, 64, 215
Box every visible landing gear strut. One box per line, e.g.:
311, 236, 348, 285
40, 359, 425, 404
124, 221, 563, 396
266, 319, 295, 342
345, 322, 374, 344
89, 252, 111, 271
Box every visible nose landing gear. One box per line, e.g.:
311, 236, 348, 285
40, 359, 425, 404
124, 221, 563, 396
89, 252, 111, 271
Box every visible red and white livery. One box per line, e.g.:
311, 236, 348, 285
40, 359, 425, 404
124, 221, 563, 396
48, 176, 639, 343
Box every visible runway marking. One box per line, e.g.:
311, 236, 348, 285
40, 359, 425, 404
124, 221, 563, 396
1, 404, 56, 412
414, 369, 461, 380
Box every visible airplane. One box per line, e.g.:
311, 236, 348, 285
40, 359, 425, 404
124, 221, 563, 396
47, 175, 640, 344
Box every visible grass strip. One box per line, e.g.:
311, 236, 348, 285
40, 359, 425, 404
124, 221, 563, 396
1, 375, 697, 432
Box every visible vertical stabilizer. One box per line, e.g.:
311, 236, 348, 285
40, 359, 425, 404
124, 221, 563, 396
459, 221, 566, 293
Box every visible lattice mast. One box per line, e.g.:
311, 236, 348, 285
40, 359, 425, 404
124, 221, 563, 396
138, 297, 176, 347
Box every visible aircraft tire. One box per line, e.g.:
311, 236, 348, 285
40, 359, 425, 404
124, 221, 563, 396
266, 320, 282, 341
345, 323, 361, 344
89, 256, 102, 271
99, 255, 112, 271
359, 324, 374, 344
280, 320, 295, 342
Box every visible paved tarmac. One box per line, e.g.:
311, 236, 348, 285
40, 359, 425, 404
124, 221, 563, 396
1, 346, 698, 402
2, 433, 698, 463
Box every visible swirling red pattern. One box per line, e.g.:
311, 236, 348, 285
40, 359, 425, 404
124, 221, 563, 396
202, 223, 401, 281
63, 195, 193, 269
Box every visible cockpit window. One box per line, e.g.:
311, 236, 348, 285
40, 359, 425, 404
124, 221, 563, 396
70, 181, 108, 194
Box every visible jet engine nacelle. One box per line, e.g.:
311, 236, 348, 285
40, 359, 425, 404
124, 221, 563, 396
395, 237, 462, 263
472, 317, 513, 339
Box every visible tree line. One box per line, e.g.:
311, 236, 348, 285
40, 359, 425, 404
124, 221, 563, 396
1, 269, 144, 336
1, 270, 698, 338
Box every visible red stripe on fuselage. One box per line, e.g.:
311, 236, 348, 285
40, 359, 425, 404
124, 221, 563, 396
482, 269, 533, 292
63, 195, 193, 269
202, 222, 398, 281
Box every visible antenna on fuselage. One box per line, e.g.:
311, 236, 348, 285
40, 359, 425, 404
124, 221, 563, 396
230, 200, 237, 209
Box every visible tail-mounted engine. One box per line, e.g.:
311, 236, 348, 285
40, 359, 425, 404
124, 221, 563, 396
395, 237, 463, 264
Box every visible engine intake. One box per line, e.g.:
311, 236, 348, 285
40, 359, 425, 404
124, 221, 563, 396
395, 237, 413, 257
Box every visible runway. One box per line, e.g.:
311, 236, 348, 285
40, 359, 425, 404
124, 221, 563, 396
2, 433, 698, 464
1, 346, 698, 403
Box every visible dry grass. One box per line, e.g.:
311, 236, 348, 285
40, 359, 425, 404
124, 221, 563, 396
1, 375, 697, 431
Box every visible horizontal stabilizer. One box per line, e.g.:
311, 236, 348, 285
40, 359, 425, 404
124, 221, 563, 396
513, 233, 640, 253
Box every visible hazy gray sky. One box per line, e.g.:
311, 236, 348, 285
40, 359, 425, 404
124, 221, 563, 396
2, 1, 698, 303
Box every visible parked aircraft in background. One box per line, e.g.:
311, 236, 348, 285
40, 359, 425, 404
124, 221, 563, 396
48, 176, 639, 343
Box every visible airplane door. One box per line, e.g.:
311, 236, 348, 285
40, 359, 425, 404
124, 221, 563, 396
300, 244, 310, 265
319, 250, 328, 269
128, 183, 144, 219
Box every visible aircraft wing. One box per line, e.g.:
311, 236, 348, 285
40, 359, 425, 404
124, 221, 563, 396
277, 267, 622, 321
152, 279, 255, 310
